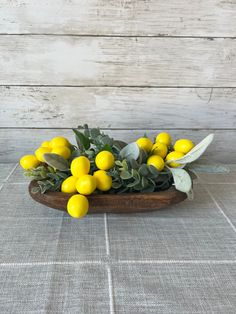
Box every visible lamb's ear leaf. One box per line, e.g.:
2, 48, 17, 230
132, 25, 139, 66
119, 142, 140, 161
168, 167, 192, 193
43, 153, 70, 171
166, 134, 214, 165
188, 158, 230, 173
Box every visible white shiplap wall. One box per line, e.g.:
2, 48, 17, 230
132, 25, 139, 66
0, 0, 235, 162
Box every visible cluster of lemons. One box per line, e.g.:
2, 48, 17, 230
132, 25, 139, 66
136, 132, 195, 170
20, 133, 195, 219
20, 136, 72, 170
20, 136, 115, 219
63, 151, 114, 218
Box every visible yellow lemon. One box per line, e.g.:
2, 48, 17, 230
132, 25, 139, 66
51, 146, 71, 160
147, 155, 165, 171
70, 156, 90, 178
173, 139, 195, 154
152, 142, 168, 158
95, 151, 115, 170
20, 155, 40, 170
155, 132, 172, 146
166, 151, 184, 168
41, 141, 51, 148
136, 137, 153, 152
50, 136, 70, 148
35, 147, 52, 162
61, 176, 78, 194
67, 194, 89, 218
93, 170, 112, 192
76, 174, 97, 195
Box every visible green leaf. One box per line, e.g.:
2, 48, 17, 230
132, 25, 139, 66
31, 187, 41, 194
168, 167, 192, 193
127, 179, 140, 188
120, 142, 140, 161
44, 153, 70, 171
141, 185, 155, 193
56, 172, 69, 179
121, 159, 128, 170
112, 182, 122, 189
166, 134, 214, 165
102, 144, 113, 152
120, 170, 132, 180
141, 176, 149, 188
138, 149, 148, 164
129, 158, 139, 170
131, 169, 140, 181
115, 160, 123, 167
187, 159, 230, 174
113, 140, 127, 150
138, 164, 150, 177
148, 165, 159, 178
71, 149, 81, 159
47, 173, 60, 180
73, 129, 90, 150
100, 135, 113, 146
90, 128, 101, 138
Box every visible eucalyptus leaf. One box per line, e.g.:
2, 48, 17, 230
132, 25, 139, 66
56, 172, 69, 179
90, 128, 101, 138
127, 179, 140, 188
139, 164, 150, 177
47, 173, 60, 180
44, 153, 70, 171
166, 134, 214, 165
141, 185, 155, 193
141, 176, 149, 188
31, 187, 41, 194
120, 170, 133, 180
112, 182, 122, 189
115, 160, 123, 167
100, 135, 113, 146
148, 165, 159, 177
138, 149, 148, 164
129, 158, 139, 170
168, 167, 192, 193
120, 142, 140, 161
131, 169, 140, 181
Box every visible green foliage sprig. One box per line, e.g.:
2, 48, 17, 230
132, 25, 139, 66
25, 165, 69, 194
25, 126, 220, 197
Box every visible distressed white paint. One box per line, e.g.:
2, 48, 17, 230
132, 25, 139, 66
0, 0, 236, 37
0, 36, 236, 86
0, 1, 235, 163
1, 129, 235, 163
1, 86, 236, 129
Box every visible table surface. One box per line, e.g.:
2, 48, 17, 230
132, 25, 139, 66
0, 163, 236, 313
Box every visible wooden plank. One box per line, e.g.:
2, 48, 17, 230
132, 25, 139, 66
0, 0, 236, 37
1, 86, 236, 129
0, 36, 236, 87
1, 128, 235, 163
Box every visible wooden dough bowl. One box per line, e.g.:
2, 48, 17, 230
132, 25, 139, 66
29, 180, 187, 214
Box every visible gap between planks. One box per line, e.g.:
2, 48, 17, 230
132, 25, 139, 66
0, 34, 236, 39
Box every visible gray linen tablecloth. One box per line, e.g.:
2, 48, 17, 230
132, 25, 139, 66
0, 163, 236, 313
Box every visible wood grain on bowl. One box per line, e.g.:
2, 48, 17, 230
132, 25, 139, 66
29, 180, 187, 214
